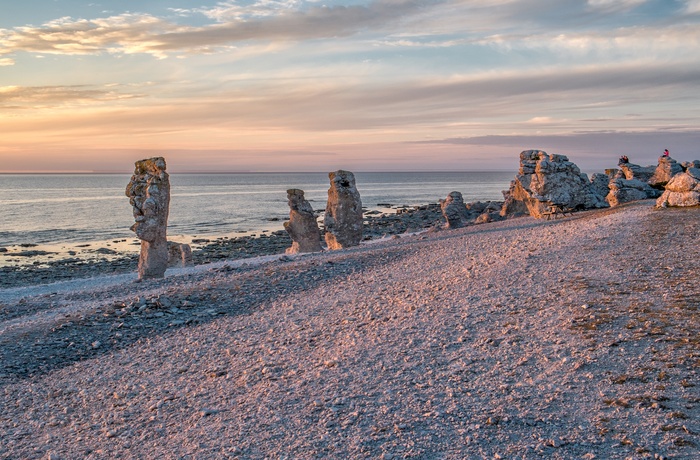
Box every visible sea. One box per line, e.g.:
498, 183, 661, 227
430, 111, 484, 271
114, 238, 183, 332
0, 172, 513, 263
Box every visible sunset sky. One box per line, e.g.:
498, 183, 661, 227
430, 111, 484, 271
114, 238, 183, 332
1, 0, 699, 173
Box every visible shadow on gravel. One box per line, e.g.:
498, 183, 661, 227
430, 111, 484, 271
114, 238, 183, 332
2, 202, 675, 384
0, 242, 417, 383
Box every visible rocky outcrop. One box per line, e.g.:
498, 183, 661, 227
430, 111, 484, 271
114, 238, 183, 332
501, 150, 608, 218
468, 201, 503, 224
283, 189, 322, 254
619, 162, 656, 182
439, 191, 470, 229
126, 157, 170, 280
590, 172, 613, 200
606, 178, 658, 207
656, 167, 700, 207
167, 241, 193, 268
324, 170, 363, 250
649, 157, 683, 189
605, 159, 669, 207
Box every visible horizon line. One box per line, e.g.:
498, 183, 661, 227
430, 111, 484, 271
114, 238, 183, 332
0, 169, 516, 175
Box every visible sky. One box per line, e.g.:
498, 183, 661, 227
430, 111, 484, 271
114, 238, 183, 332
1, 0, 699, 173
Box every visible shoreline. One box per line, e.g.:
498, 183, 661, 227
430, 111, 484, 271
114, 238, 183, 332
1, 200, 698, 459
0, 203, 446, 289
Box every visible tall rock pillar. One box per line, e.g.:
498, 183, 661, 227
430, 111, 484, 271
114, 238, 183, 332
284, 189, 322, 254
324, 170, 363, 250
126, 157, 170, 280
440, 191, 470, 229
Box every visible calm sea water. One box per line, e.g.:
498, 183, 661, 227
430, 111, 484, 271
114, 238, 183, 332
0, 172, 513, 247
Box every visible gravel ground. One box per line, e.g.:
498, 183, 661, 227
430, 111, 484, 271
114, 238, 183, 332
0, 204, 444, 289
0, 201, 698, 459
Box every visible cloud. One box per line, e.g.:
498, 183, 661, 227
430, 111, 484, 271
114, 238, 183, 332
686, 0, 700, 13
478, 23, 700, 62
0, 57, 14, 65
5, 57, 698, 138
0, 0, 431, 59
0, 85, 144, 109
410, 129, 700, 172
586, 0, 648, 11
0, 14, 182, 58
194, 0, 305, 22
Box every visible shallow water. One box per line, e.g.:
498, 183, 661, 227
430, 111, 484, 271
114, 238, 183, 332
0, 171, 512, 251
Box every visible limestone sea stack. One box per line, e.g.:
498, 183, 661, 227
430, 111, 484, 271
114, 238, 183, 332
126, 157, 170, 280
324, 170, 363, 250
284, 189, 322, 254
501, 150, 608, 218
440, 191, 470, 228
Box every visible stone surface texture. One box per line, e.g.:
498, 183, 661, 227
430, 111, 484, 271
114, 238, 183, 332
590, 172, 613, 200
649, 156, 684, 188
606, 178, 655, 207
501, 150, 608, 218
167, 241, 193, 268
283, 189, 322, 254
656, 167, 700, 207
125, 157, 171, 280
324, 170, 363, 250
619, 162, 656, 182
440, 191, 470, 228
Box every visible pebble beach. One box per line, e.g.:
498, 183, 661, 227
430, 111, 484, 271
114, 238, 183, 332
1, 200, 699, 459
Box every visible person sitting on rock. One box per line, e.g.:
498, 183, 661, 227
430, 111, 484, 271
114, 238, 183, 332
662, 149, 669, 157
618, 155, 629, 165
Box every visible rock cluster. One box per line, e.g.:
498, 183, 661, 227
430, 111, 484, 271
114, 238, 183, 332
126, 157, 171, 280
283, 189, 322, 254
656, 167, 700, 207
439, 192, 503, 227
324, 170, 363, 250
607, 156, 694, 207
501, 150, 608, 218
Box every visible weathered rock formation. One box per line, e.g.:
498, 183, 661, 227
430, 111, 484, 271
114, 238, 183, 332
440, 191, 470, 229
605, 160, 663, 207
649, 156, 683, 189
284, 189, 322, 254
590, 172, 613, 200
606, 178, 656, 207
656, 167, 700, 207
324, 170, 364, 250
619, 162, 656, 182
126, 157, 170, 280
167, 241, 193, 268
683, 160, 700, 170
501, 150, 608, 218
468, 201, 503, 224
